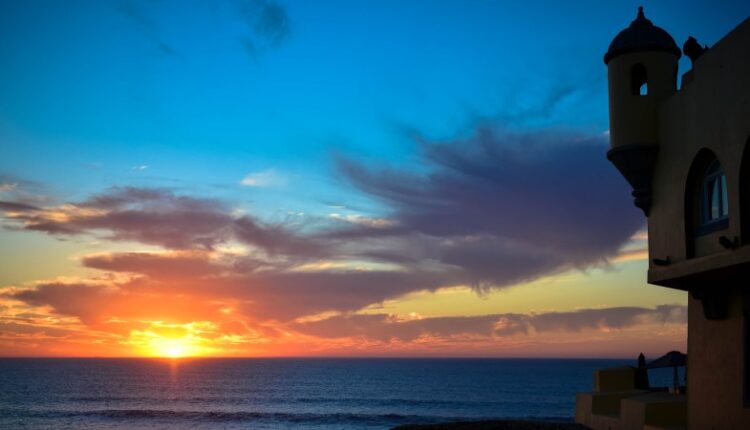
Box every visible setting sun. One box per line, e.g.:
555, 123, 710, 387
126, 324, 214, 358
145, 336, 210, 358
155, 339, 189, 358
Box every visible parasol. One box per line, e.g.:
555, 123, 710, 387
647, 350, 687, 393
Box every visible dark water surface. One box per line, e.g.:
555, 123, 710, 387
0, 358, 674, 429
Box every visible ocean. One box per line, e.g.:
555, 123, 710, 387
0, 358, 677, 429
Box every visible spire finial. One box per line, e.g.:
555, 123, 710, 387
631, 6, 651, 26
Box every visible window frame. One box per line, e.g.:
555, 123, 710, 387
695, 159, 729, 236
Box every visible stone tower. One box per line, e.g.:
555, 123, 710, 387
604, 7, 681, 215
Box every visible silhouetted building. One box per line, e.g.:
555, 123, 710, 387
602, 6, 750, 430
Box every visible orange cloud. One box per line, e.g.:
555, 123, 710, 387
0, 132, 680, 358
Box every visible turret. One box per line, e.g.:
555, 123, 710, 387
604, 7, 681, 215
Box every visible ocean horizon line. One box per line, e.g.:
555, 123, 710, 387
0, 355, 637, 360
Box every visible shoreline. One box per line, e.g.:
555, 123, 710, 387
392, 420, 588, 430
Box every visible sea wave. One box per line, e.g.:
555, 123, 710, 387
1, 358, 632, 429
5, 409, 573, 426
66, 395, 505, 408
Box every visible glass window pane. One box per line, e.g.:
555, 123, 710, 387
699, 160, 729, 226
711, 178, 720, 220
721, 174, 728, 217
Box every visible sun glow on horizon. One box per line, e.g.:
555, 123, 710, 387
128, 324, 215, 358
145, 337, 213, 358
154, 338, 190, 358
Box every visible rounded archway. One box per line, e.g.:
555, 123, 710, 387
631, 63, 648, 95
685, 149, 729, 258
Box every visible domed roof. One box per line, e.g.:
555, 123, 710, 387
604, 7, 681, 64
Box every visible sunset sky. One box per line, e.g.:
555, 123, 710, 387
1, 0, 748, 358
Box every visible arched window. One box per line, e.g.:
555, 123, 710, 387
685, 150, 729, 258
700, 160, 729, 225
631, 63, 648, 96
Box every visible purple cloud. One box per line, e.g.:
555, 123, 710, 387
0, 186, 322, 256
330, 127, 642, 288
1, 127, 644, 323
292, 305, 687, 342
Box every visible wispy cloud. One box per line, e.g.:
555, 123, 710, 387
111, 0, 291, 61
114, 0, 176, 56
0, 186, 318, 255
328, 213, 396, 229
238, 0, 291, 60
292, 305, 687, 342
330, 126, 643, 290
0, 126, 654, 353
0, 182, 17, 193
240, 168, 287, 187
612, 247, 648, 263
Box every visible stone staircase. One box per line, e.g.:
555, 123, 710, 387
575, 366, 685, 430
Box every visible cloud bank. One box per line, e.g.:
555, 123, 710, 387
292, 305, 687, 342
0, 127, 660, 355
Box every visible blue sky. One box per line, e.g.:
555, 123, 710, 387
3, 0, 747, 211
0, 1, 749, 356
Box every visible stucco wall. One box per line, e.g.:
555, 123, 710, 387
625, 17, 750, 430
648, 18, 750, 269
607, 51, 678, 149
688, 292, 750, 428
